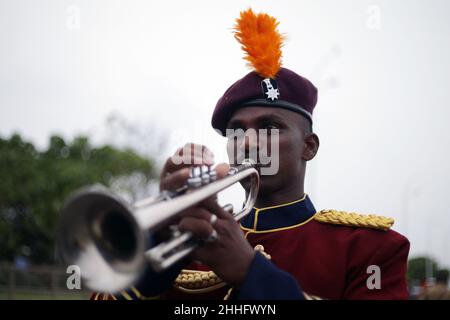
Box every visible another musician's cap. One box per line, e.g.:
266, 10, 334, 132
211, 9, 318, 135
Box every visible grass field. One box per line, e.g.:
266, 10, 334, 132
0, 290, 91, 300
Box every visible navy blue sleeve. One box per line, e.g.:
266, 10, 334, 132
233, 252, 305, 300
115, 234, 187, 299
112, 262, 182, 300
132, 259, 185, 297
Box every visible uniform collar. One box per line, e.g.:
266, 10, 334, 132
240, 194, 316, 232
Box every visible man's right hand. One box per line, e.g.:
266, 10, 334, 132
158, 143, 256, 287
160, 143, 216, 191
158, 143, 230, 232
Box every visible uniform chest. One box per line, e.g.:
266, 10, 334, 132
244, 223, 349, 299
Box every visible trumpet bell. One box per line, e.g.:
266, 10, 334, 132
57, 186, 147, 292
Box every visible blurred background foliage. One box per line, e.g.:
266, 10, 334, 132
0, 132, 157, 265
408, 256, 450, 283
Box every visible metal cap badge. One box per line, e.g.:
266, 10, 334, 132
261, 78, 280, 101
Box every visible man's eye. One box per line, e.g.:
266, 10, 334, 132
262, 124, 280, 132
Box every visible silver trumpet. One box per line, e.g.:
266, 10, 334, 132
57, 159, 259, 293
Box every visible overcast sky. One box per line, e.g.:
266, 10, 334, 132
1, 0, 450, 268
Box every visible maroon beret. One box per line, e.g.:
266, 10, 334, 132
211, 67, 318, 135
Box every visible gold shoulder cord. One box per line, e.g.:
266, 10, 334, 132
314, 209, 394, 231
173, 270, 226, 294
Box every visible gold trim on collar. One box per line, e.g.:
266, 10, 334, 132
242, 194, 311, 233
242, 213, 317, 234
253, 194, 307, 211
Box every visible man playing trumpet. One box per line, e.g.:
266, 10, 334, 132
93, 9, 409, 300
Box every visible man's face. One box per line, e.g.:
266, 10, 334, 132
225, 106, 312, 195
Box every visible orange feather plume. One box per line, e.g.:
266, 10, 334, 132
233, 9, 285, 79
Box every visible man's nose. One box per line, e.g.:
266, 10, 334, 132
239, 130, 260, 154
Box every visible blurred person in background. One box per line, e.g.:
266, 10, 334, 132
419, 270, 450, 300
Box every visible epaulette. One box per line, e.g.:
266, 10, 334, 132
314, 209, 394, 231
173, 270, 226, 293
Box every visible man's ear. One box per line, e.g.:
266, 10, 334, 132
302, 133, 320, 161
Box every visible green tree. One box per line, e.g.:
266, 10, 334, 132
0, 133, 157, 264
408, 256, 439, 283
